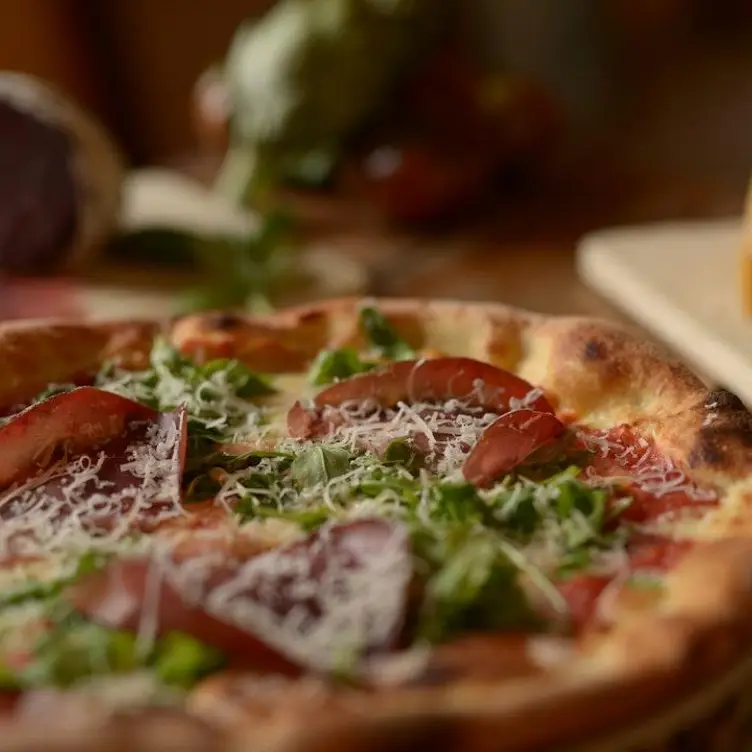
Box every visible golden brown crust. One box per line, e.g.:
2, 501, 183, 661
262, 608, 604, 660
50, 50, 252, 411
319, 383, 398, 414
0, 319, 155, 409
0, 298, 752, 751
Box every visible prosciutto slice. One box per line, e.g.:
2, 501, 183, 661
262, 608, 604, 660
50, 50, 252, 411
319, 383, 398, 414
0, 387, 187, 552
69, 519, 412, 676
462, 409, 566, 488
288, 358, 553, 439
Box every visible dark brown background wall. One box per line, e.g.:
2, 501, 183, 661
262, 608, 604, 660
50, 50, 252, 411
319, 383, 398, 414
0, 0, 750, 180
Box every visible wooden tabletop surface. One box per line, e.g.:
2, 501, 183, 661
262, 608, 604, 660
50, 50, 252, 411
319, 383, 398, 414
176, 153, 747, 356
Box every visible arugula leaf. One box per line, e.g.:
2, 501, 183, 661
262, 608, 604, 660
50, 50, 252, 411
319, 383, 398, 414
201, 358, 275, 399
13, 611, 225, 691
184, 474, 223, 503
33, 383, 78, 402
151, 632, 225, 688
178, 209, 299, 314
97, 338, 276, 449
244, 504, 332, 532
431, 483, 493, 526
415, 528, 538, 642
291, 445, 352, 487
308, 348, 374, 385
0, 552, 107, 610
19, 618, 140, 688
381, 438, 425, 474
185, 449, 293, 477
358, 306, 416, 360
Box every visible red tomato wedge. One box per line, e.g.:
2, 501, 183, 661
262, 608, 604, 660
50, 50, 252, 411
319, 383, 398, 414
462, 409, 566, 488
69, 519, 412, 675
289, 358, 553, 439
0, 387, 158, 488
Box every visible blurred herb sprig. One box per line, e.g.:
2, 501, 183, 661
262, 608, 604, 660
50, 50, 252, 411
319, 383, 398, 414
178, 208, 298, 313
112, 208, 298, 314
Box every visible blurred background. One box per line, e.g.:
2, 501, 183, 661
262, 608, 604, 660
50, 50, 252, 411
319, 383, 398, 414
0, 0, 750, 325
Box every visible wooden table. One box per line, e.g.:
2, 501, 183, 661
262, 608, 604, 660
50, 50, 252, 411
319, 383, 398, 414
175, 153, 747, 352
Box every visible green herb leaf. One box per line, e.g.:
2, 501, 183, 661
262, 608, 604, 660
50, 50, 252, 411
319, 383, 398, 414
151, 632, 225, 688
201, 358, 275, 398
19, 619, 140, 688
358, 306, 416, 360
14, 613, 226, 691
0, 552, 107, 610
34, 383, 78, 402
415, 529, 538, 642
291, 446, 352, 487
382, 438, 425, 474
184, 474, 223, 503
308, 348, 374, 385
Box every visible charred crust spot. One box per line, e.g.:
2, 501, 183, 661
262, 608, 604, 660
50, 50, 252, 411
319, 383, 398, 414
691, 408, 752, 469
583, 339, 607, 361
705, 388, 747, 412
206, 312, 243, 331
689, 442, 725, 468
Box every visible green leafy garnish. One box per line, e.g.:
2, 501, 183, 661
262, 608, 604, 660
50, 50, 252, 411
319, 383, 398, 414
0, 552, 107, 610
291, 445, 352, 487
358, 306, 416, 360
382, 438, 425, 474
9, 612, 224, 691
33, 383, 78, 402
150, 631, 225, 688
308, 348, 374, 385
96, 338, 275, 449
178, 210, 299, 314
414, 527, 539, 642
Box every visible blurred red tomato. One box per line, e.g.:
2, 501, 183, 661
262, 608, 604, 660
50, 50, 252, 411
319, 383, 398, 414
477, 75, 563, 176
353, 141, 490, 223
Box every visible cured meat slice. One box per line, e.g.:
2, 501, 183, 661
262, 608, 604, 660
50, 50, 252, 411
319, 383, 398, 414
69, 519, 412, 675
288, 358, 553, 439
462, 409, 566, 488
0, 387, 187, 551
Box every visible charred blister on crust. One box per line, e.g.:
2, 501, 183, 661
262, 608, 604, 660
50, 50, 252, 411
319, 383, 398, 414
205, 312, 245, 331
583, 339, 608, 361
689, 409, 752, 473
705, 388, 748, 413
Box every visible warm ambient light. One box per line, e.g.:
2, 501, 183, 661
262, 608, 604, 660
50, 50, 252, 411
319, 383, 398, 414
742, 182, 752, 316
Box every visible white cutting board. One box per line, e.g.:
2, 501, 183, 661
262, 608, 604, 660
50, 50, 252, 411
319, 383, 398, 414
576, 218, 752, 401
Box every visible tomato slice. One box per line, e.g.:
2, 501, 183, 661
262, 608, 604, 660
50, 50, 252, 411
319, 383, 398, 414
462, 409, 566, 488
289, 358, 553, 439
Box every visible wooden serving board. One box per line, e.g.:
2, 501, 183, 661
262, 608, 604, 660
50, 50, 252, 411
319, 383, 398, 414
576, 218, 752, 399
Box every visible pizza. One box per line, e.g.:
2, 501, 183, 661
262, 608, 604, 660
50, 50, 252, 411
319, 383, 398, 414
0, 298, 750, 752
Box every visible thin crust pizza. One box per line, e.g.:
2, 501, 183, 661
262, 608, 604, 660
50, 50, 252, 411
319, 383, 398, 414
0, 298, 750, 752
